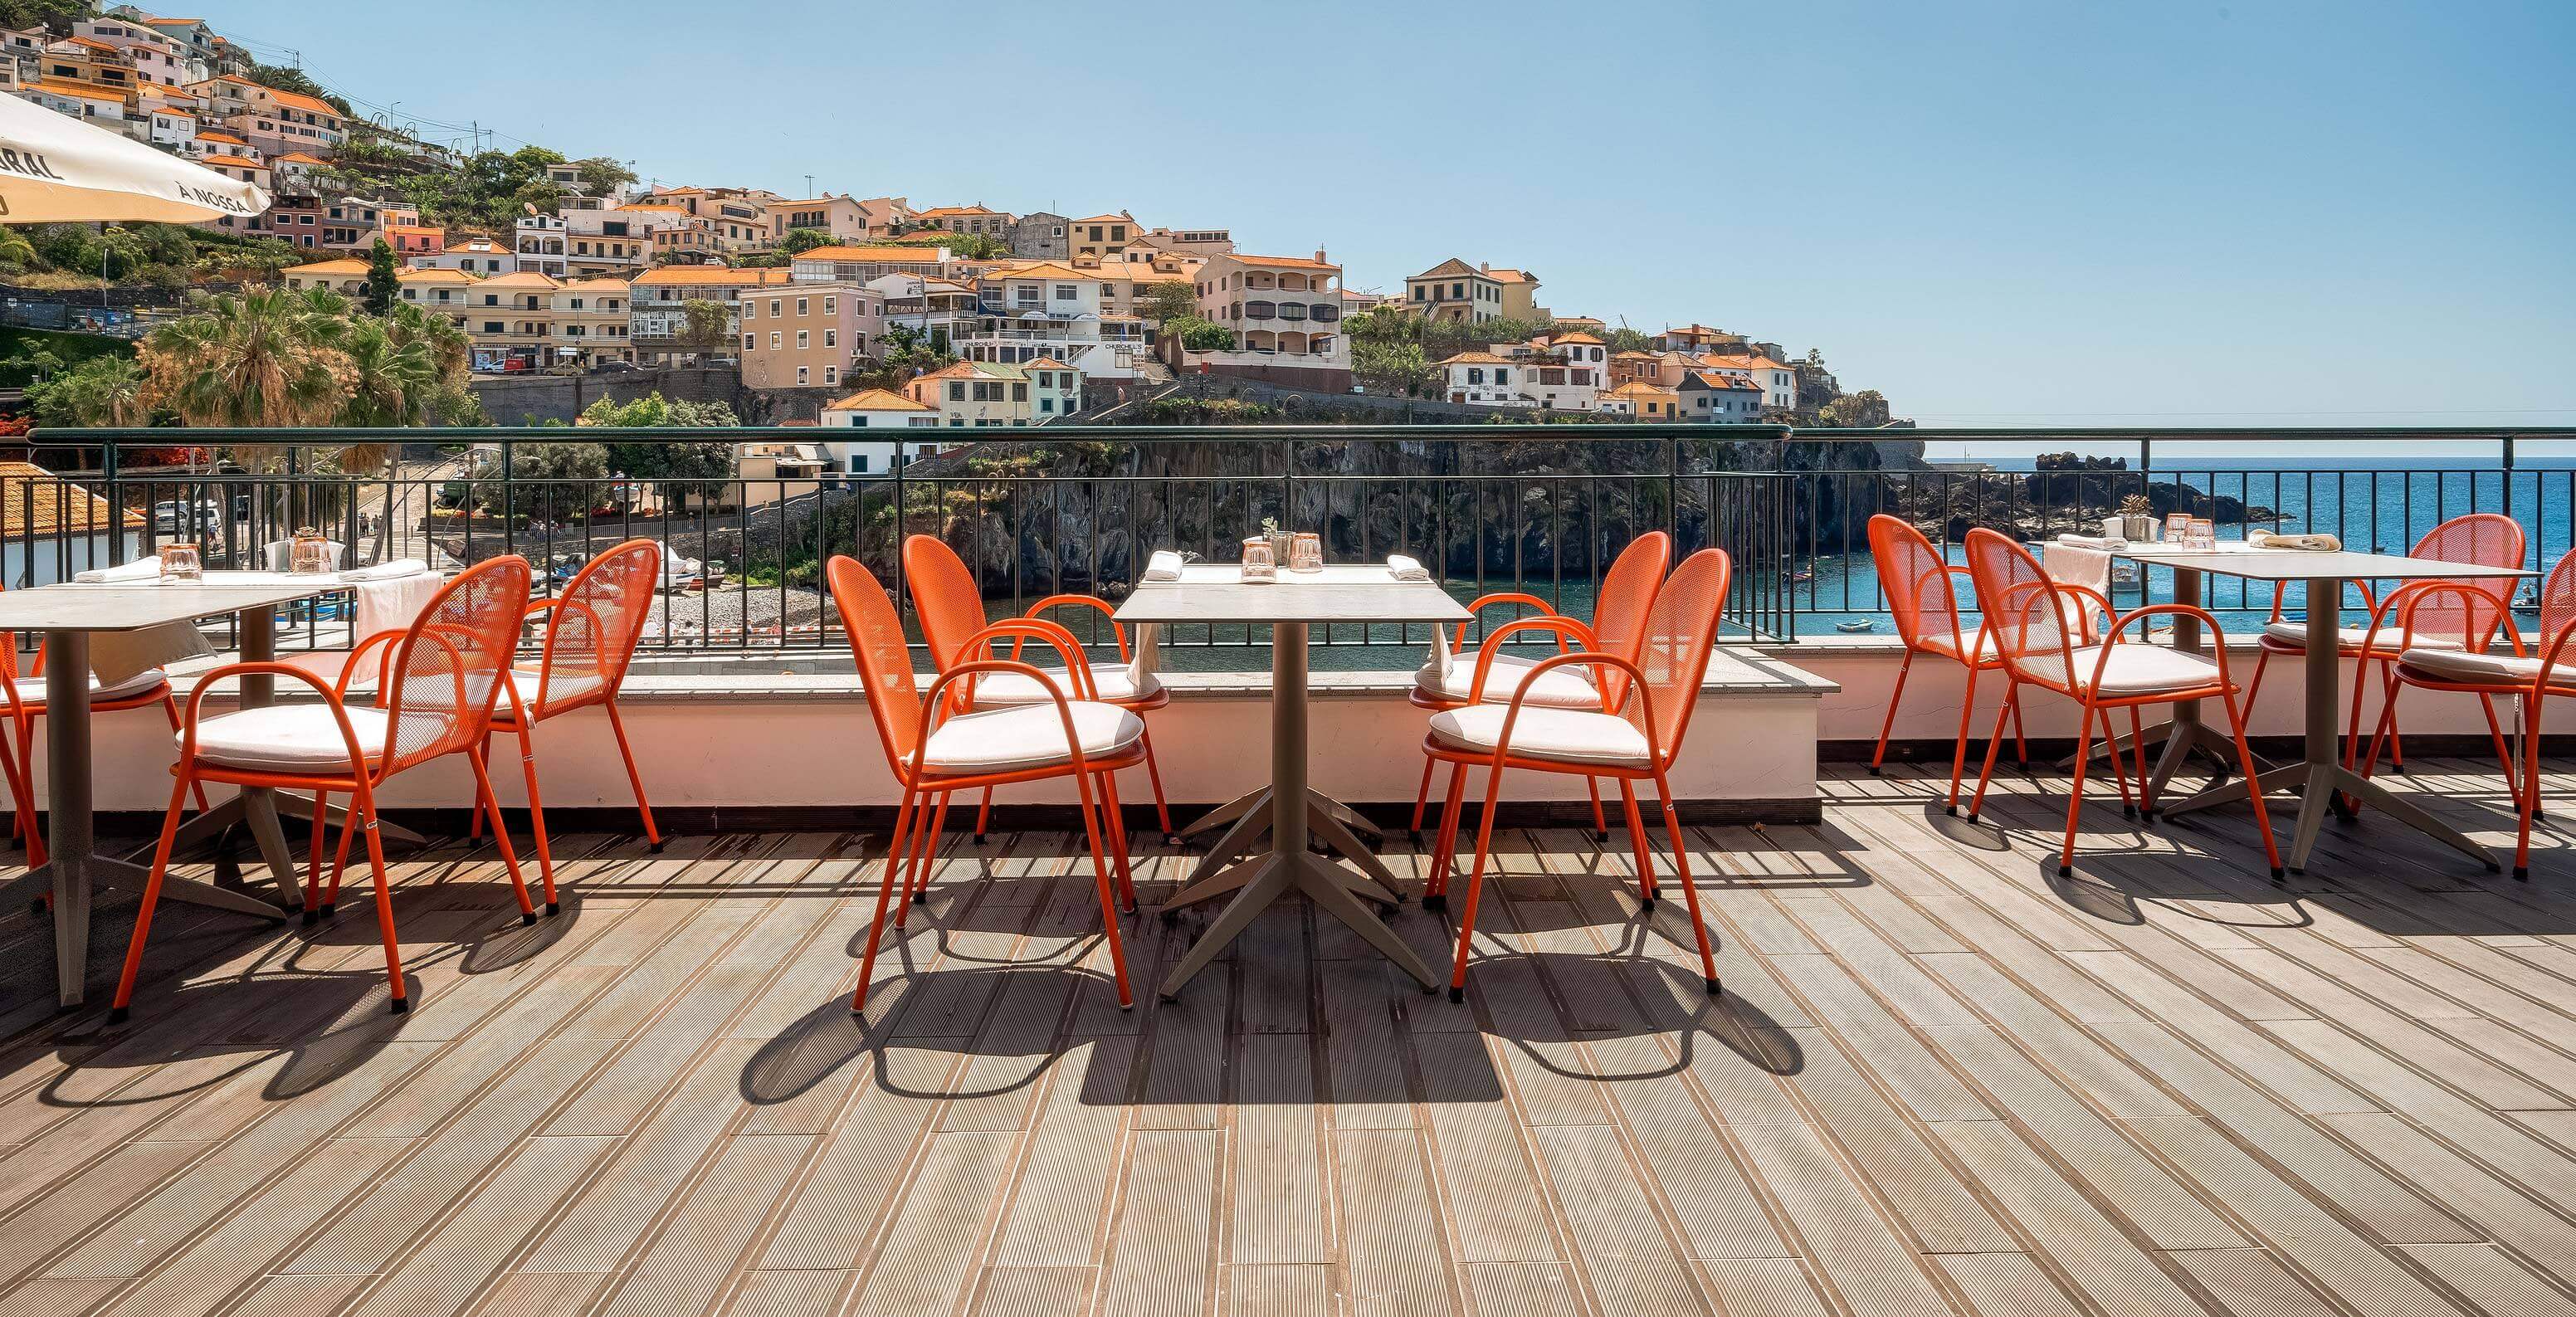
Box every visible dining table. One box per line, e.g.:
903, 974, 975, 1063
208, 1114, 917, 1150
1114, 563, 1471, 1000
2117, 544, 2530, 873
0, 575, 342, 1007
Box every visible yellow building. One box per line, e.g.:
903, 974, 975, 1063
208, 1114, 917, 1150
1402, 258, 1549, 324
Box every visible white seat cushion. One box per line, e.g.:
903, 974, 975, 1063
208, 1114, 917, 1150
188, 705, 390, 773
2261, 620, 2461, 653
2397, 647, 2558, 686
963, 665, 1160, 705
1918, 630, 1998, 662
1427, 705, 1652, 768
2013, 645, 2222, 695
516, 664, 606, 710
9, 667, 170, 705
1413, 651, 1603, 707
919, 701, 1144, 774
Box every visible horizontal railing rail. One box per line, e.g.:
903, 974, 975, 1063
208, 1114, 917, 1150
21, 424, 2576, 661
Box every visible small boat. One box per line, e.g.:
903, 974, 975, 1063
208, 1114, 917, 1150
1786, 568, 1815, 583
1835, 619, 1875, 633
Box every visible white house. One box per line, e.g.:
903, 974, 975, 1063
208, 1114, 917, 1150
817, 388, 944, 474
1434, 334, 1608, 412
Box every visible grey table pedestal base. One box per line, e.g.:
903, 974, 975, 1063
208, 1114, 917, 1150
1173, 788, 1403, 902
0, 631, 291, 1008
2156, 574, 2500, 874
1156, 622, 1437, 1001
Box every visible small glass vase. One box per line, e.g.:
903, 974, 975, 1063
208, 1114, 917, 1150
1289, 532, 1323, 573
157, 543, 202, 581
1240, 536, 1278, 581
290, 528, 331, 575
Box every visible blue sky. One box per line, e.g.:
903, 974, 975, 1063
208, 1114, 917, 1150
208, 0, 2573, 433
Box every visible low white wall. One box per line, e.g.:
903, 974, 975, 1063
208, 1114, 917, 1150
1790, 637, 2576, 748
56, 652, 1828, 817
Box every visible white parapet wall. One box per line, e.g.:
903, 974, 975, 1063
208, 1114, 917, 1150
61, 646, 1834, 824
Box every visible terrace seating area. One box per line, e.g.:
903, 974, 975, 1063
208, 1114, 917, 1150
2, 761, 2574, 1316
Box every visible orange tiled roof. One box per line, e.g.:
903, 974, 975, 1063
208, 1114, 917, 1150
35, 80, 129, 104
0, 462, 143, 535
1439, 352, 1515, 366
197, 153, 264, 168
1551, 332, 1603, 345
1232, 253, 1338, 271
823, 388, 932, 412
794, 245, 949, 262
285, 258, 370, 276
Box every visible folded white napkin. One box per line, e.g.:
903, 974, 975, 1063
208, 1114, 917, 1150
2249, 530, 2340, 552
339, 558, 427, 583
2054, 534, 2120, 550
73, 558, 164, 584
1142, 549, 1183, 582
1387, 554, 1431, 582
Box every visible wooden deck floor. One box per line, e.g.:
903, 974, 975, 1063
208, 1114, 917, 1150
3, 758, 2576, 1316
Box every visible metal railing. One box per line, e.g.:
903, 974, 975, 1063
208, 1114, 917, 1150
27, 425, 1798, 666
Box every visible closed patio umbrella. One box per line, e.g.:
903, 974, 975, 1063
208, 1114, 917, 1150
0, 93, 266, 223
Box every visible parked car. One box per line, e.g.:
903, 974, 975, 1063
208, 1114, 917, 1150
590, 359, 638, 373
152, 498, 221, 534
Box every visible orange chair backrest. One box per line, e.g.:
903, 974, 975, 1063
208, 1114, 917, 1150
1963, 529, 2077, 689
1627, 548, 1731, 767
538, 538, 661, 700
2401, 514, 2525, 650
2539, 549, 2576, 656
1591, 530, 1671, 705
827, 554, 925, 780
1869, 515, 1964, 653
381, 554, 532, 778
903, 534, 990, 671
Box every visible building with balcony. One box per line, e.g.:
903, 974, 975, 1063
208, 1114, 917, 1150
1433, 334, 1608, 412
629, 264, 791, 365
908, 203, 1014, 241
377, 224, 443, 259
1600, 380, 1680, 420
903, 359, 1051, 427
39, 37, 138, 95
320, 196, 418, 253
552, 277, 632, 365
511, 213, 568, 279
851, 195, 914, 237
394, 266, 479, 327
1188, 251, 1352, 392
76, 14, 199, 83
765, 194, 871, 243
1403, 258, 1549, 324
788, 244, 954, 284
412, 237, 515, 277
19, 78, 128, 127
463, 271, 562, 372
1133, 226, 1235, 257
951, 262, 1147, 381
565, 232, 649, 278
868, 274, 981, 349
739, 283, 882, 391
186, 73, 347, 159
1652, 323, 1747, 354
1088, 252, 1205, 326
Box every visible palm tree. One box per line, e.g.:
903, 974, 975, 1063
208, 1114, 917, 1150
139, 285, 352, 428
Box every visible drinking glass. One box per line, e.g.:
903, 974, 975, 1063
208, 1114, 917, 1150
2188, 519, 2216, 551
157, 543, 202, 581
1290, 531, 1323, 573
290, 528, 331, 575
1240, 536, 1277, 580
2164, 513, 2192, 544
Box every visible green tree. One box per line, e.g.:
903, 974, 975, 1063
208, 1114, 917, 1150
0, 229, 35, 272
678, 298, 730, 354
1353, 338, 1434, 398
847, 323, 954, 390
363, 238, 400, 316
778, 227, 836, 256
568, 156, 637, 196
476, 440, 610, 518
0, 0, 88, 36
22, 354, 150, 427
139, 285, 351, 427
1139, 280, 1198, 326
1163, 315, 1235, 352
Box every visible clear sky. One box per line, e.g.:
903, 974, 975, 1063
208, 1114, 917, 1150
205, 0, 2574, 433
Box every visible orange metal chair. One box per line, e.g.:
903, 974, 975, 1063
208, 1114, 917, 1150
470, 538, 666, 863
1863, 514, 2023, 811
2365, 548, 2570, 879
902, 534, 1173, 844
1408, 531, 1670, 851
0, 598, 207, 871
110, 557, 552, 1022
827, 555, 1136, 1013
1423, 547, 1731, 1002
1958, 529, 2282, 880
2244, 513, 2525, 772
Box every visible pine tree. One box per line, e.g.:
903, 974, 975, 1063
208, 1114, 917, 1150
363, 239, 399, 316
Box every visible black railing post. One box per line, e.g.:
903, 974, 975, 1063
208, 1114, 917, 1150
891, 442, 907, 620
101, 436, 122, 566
499, 437, 515, 559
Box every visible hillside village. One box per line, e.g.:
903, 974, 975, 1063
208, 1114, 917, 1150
0, 2, 1899, 452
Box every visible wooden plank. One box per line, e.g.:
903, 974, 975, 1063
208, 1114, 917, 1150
1412, 1032, 1557, 1266
592, 1134, 812, 1317
846, 1131, 1016, 1317
1462, 1262, 1578, 1317
1223, 1263, 1335, 1317
1098, 1129, 1218, 1317
1227, 1035, 1325, 1265
473, 1272, 608, 1317
2317, 1110, 2576, 1281
1766, 954, 1990, 1123
518, 1036, 764, 1274
754, 1044, 958, 1272
1775, 1033, 2016, 1256
1697, 1258, 1835, 1317
229, 1275, 373, 1317
100, 1136, 407, 1317
1933, 1253, 2088, 1317
1333, 1128, 1455, 1317
1534, 1124, 1706, 1315
1926, 1119, 2210, 1317
2221, 948, 2569, 1110
1726, 1120, 1959, 1317
1915, 953, 2183, 1117
716, 1270, 849, 1317
988, 1037, 1135, 1270
344, 1134, 612, 1317
2398, 1245, 2576, 1317
1586, 1032, 1789, 1261
1922, 1024, 2242, 1250
2164, 1248, 2343, 1317
2066, 953, 2378, 1115
1319, 959, 1416, 1129
968, 1266, 1095, 1317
